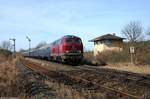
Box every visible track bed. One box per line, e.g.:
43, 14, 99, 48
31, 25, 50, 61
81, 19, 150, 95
17, 58, 150, 99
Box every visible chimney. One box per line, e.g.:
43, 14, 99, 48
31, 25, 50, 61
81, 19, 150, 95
113, 33, 116, 36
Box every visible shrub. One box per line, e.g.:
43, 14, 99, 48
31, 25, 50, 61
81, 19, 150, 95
96, 41, 150, 65
96, 51, 127, 64
134, 41, 150, 65
84, 41, 150, 65
0, 48, 12, 57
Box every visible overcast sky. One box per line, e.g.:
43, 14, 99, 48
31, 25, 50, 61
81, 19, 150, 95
0, 0, 150, 51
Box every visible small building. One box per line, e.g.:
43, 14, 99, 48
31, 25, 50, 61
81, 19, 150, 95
89, 34, 125, 56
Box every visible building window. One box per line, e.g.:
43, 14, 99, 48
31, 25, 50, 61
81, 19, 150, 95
98, 41, 101, 44
94, 42, 99, 45
103, 40, 112, 45
94, 40, 112, 45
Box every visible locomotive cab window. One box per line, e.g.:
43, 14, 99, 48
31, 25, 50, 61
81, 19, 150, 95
75, 38, 82, 44
66, 38, 73, 43
66, 38, 82, 44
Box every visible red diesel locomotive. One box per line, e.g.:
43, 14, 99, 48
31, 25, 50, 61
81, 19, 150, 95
23, 35, 83, 64
50, 35, 83, 63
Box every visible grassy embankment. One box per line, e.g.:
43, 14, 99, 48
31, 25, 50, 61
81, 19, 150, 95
0, 49, 25, 98
84, 41, 150, 65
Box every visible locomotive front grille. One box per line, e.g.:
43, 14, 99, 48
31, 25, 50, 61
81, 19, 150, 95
62, 53, 83, 62
65, 50, 82, 54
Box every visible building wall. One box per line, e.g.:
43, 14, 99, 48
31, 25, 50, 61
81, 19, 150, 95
93, 40, 123, 56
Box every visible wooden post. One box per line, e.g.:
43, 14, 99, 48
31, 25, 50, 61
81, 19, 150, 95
130, 46, 135, 64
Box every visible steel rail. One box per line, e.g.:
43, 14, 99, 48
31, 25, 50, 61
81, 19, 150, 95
21, 59, 144, 99
78, 65, 150, 88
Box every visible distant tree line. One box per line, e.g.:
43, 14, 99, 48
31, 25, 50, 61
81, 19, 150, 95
0, 41, 12, 51
0, 41, 12, 56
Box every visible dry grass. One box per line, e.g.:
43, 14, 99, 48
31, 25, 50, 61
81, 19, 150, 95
83, 52, 106, 66
102, 63, 150, 75
84, 42, 150, 75
83, 42, 150, 65
94, 42, 150, 74
25, 58, 75, 71
92, 50, 150, 75
83, 51, 94, 61
0, 54, 26, 98
45, 80, 106, 99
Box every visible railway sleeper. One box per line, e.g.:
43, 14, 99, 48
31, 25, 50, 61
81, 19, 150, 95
21, 59, 145, 99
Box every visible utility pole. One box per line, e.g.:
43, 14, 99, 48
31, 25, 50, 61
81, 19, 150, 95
26, 36, 31, 56
9, 38, 16, 57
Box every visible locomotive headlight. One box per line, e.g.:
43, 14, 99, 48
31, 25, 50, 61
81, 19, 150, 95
65, 50, 69, 53
78, 51, 81, 53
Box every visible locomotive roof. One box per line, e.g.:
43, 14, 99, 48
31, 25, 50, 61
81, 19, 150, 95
63, 35, 80, 38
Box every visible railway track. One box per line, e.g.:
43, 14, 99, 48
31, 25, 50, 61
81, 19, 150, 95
16, 59, 58, 99
77, 65, 150, 88
64, 70, 150, 96
34, 58, 150, 90
19, 58, 150, 99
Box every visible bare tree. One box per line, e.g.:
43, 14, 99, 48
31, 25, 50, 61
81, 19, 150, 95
122, 21, 143, 43
35, 41, 47, 49
0, 41, 12, 51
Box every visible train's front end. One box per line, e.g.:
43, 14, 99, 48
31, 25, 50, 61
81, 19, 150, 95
61, 35, 83, 63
